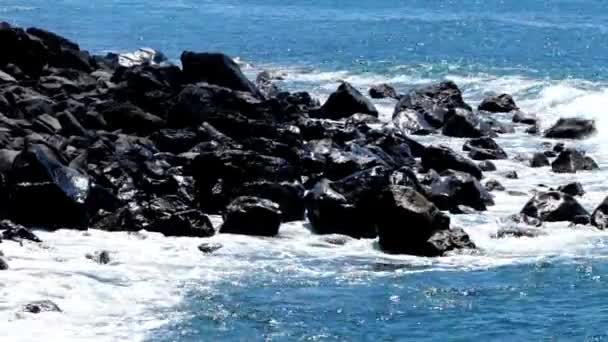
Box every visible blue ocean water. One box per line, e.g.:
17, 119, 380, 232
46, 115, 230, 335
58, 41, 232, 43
5, 1, 608, 341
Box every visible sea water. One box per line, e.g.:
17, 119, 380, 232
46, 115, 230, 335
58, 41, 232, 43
3, 0, 608, 341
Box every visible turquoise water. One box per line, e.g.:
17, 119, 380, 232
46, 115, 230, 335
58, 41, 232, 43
5, 1, 608, 340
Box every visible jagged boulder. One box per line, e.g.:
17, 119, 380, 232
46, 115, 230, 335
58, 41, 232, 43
425, 170, 494, 211
369, 83, 399, 99
463, 137, 507, 160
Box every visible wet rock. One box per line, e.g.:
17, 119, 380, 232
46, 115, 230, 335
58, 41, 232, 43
521, 191, 590, 223
193, 149, 296, 213
198, 242, 223, 254
421, 145, 482, 179
425, 170, 494, 211
238, 181, 305, 222
100, 101, 165, 134
557, 182, 585, 197
86, 250, 111, 265
1, 220, 42, 242
442, 109, 491, 138
392, 109, 435, 135
377, 185, 474, 256
478, 94, 518, 113
484, 179, 505, 192
512, 111, 537, 125
220, 196, 282, 237
369, 83, 399, 99
478, 161, 497, 171
317, 82, 378, 119
181, 51, 260, 95
151, 128, 198, 154
463, 137, 507, 160
394, 81, 472, 129
545, 118, 596, 139
7, 143, 100, 228
345, 113, 381, 128
553, 142, 565, 153
525, 125, 539, 135
0, 23, 51, 77
23, 300, 62, 314
530, 152, 550, 168
256, 71, 281, 98
504, 171, 518, 179
551, 148, 598, 173
591, 197, 608, 229
0, 257, 7, 270
492, 227, 546, 239
305, 167, 390, 239
56, 111, 88, 137
509, 213, 543, 227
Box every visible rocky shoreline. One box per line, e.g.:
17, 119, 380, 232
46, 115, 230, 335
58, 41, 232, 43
0, 21, 606, 280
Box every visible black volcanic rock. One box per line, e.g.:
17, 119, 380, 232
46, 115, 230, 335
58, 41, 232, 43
394, 81, 472, 129
545, 118, 596, 139
591, 196, 608, 229
181, 51, 260, 95
369, 83, 399, 99
421, 145, 483, 179
425, 170, 494, 211
521, 191, 590, 223
220, 196, 282, 237
478, 94, 518, 113
317, 82, 378, 119
551, 148, 598, 173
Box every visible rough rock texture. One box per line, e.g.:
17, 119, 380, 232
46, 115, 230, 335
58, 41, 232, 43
23, 300, 62, 314
591, 196, 608, 229
478, 94, 518, 113
544, 118, 596, 139
317, 82, 378, 120
220, 196, 282, 237
369, 84, 399, 99
421, 145, 483, 179
521, 191, 590, 223
551, 148, 598, 173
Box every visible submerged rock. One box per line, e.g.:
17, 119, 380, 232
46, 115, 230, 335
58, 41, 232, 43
530, 152, 550, 168
1, 220, 42, 243
86, 250, 111, 265
484, 179, 505, 192
220, 196, 282, 237
544, 118, 596, 139
492, 227, 546, 239
478, 161, 497, 172
23, 300, 62, 314
521, 191, 590, 223
0, 257, 8, 270
478, 94, 518, 113
198, 242, 223, 254
317, 82, 378, 119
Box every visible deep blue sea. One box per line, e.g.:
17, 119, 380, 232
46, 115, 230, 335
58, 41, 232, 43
4, 1, 608, 341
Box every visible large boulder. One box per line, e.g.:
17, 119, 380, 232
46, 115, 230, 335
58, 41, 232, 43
180, 51, 260, 95
591, 196, 608, 229
530, 152, 550, 168
0, 23, 50, 77
317, 82, 378, 120
193, 149, 297, 213
544, 118, 596, 139
99, 101, 165, 134
520, 191, 590, 223
478, 94, 518, 113
393, 109, 435, 135
369, 83, 399, 99
421, 145, 483, 179
305, 167, 390, 239
376, 185, 475, 256
394, 81, 472, 129
7, 143, 112, 228
425, 170, 494, 211
442, 109, 491, 138
463, 137, 507, 160
238, 181, 305, 222
220, 196, 281, 237
557, 182, 585, 197
551, 148, 598, 173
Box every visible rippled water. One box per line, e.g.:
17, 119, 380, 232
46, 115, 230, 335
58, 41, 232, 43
3, 1, 608, 341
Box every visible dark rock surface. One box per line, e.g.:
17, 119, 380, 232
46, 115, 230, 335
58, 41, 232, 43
544, 118, 596, 139
220, 196, 282, 237
317, 82, 378, 120
23, 300, 62, 314
591, 197, 608, 229
521, 191, 590, 223
551, 148, 598, 173
369, 83, 399, 99
421, 145, 483, 179
557, 182, 585, 197
478, 94, 518, 113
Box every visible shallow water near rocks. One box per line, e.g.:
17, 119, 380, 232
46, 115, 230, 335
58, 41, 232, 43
4, 0, 608, 341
